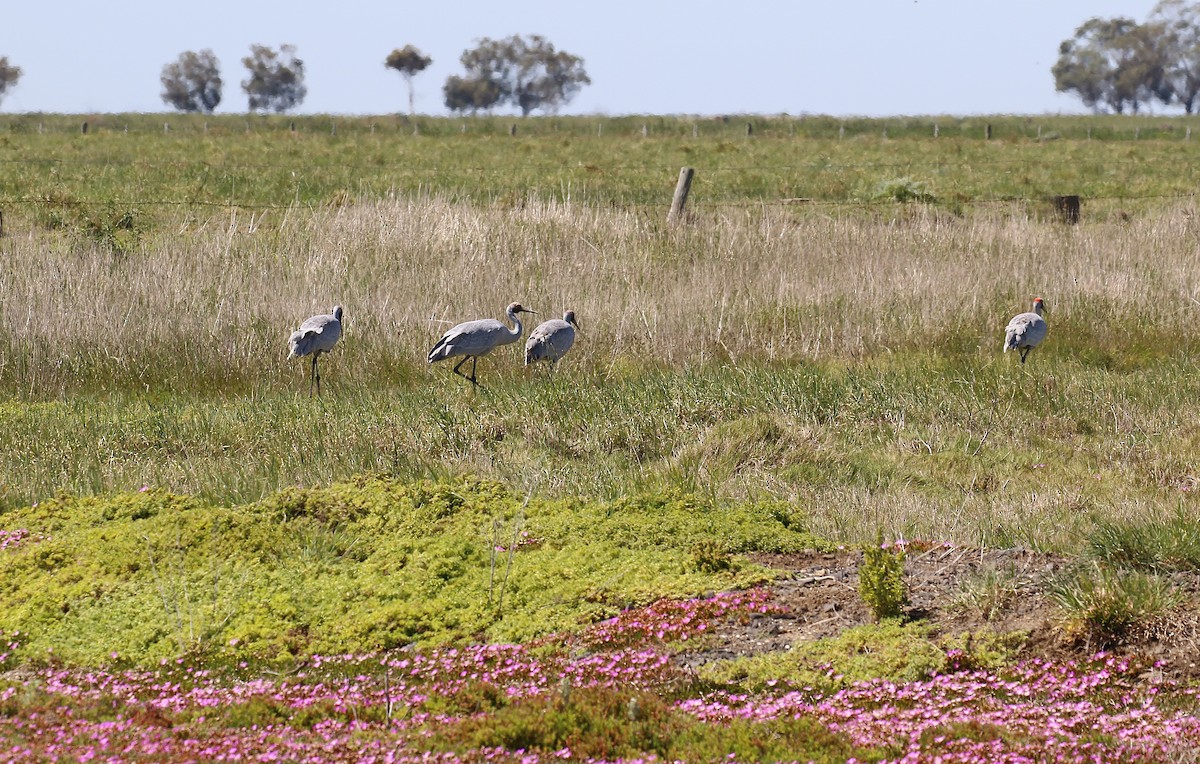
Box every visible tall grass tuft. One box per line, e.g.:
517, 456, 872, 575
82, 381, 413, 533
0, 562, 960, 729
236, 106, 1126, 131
1088, 514, 1200, 572
1048, 561, 1183, 646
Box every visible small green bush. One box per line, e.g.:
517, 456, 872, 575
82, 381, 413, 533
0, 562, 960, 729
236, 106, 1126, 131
858, 533, 908, 621
690, 540, 733, 573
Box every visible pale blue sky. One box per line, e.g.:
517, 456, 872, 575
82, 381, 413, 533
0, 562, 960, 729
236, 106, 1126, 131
1, 1, 1164, 116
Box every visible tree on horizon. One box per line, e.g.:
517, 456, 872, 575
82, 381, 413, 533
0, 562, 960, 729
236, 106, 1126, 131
444, 34, 590, 116
242, 44, 306, 113
1052, 3, 1200, 113
161, 50, 222, 113
385, 45, 433, 115
0, 57, 23, 109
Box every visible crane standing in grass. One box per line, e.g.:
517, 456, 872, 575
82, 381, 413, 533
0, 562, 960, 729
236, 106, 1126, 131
288, 305, 343, 396
525, 310, 580, 369
429, 302, 538, 386
1004, 297, 1048, 363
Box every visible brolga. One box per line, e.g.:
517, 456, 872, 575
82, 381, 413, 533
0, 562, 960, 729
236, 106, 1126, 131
428, 302, 538, 386
525, 310, 580, 369
287, 305, 343, 396
1003, 297, 1048, 363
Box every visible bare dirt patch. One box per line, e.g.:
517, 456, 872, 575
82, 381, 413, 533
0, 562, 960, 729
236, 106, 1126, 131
684, 546, 1200, 681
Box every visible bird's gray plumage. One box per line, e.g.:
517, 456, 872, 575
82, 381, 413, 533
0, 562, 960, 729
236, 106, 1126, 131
1004, 297, 1047, 363
525, 310, 580, 367
288, 305, 343, 396
429, 302, 537, 385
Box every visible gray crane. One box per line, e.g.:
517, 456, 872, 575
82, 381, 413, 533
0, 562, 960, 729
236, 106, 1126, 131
525, 310, 580, 369
1004, 297, 1048, 363
428, 302, 538, 386
288, 305, 343, 396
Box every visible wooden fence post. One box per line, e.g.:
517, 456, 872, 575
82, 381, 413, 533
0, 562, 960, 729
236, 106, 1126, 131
1053, 195, 1081, 225
668, 167, 695, 225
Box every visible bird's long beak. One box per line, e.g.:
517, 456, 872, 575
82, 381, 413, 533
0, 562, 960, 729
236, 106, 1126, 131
521, 308, 539, 315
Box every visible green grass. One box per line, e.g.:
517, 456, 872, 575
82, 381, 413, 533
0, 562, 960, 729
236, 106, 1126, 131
0, 355, 1197, 552
5, 113, 1200, 231
1087, 513, 1200, 572
0, 112, 1197, 628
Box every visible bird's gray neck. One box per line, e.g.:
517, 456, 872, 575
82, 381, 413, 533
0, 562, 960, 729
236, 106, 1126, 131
506, 314, 523, 340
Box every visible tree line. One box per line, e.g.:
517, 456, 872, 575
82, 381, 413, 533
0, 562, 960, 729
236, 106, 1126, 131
12, 4, 1200, 120
0, 35, 588, 116
1054, 0, 1200, 114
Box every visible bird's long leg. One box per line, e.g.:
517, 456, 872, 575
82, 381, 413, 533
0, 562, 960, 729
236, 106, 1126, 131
452, 356, 472, 383
469, 357, 479, 386
309, 355, 319, 397
1020, 348, 1029, 364
315, 355, 322, 396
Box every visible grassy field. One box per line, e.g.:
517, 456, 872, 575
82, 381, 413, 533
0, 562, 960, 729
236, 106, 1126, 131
5, 112, 1200, 225
1, 113, 1198, 535
2, 113, 1200, 760
0, 186, 1198, 546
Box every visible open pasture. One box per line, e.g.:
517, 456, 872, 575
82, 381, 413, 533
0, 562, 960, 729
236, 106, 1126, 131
3, 114, 1200, 761
0, 115, 1199, 539
5, 112, 1200, 222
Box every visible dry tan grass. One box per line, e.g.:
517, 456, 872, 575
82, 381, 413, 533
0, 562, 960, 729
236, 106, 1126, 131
4, 197, 1200, 390
2, 197, 1200, 539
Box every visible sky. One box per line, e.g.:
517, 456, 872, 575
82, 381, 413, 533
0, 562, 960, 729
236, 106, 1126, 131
0, 1, 1168, 117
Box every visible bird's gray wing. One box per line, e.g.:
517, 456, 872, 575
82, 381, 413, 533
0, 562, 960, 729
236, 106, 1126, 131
297, 315, 334, 334
289, 315, 341, 357
430, 319, 504, 361
1004, 313, 1036, 350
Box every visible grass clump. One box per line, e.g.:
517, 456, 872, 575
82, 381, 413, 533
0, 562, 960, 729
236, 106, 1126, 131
950, 564, 1025, 622
1087, 514, 1200, 573
869, 176, 936, 203
1048, 561, 1183, 646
